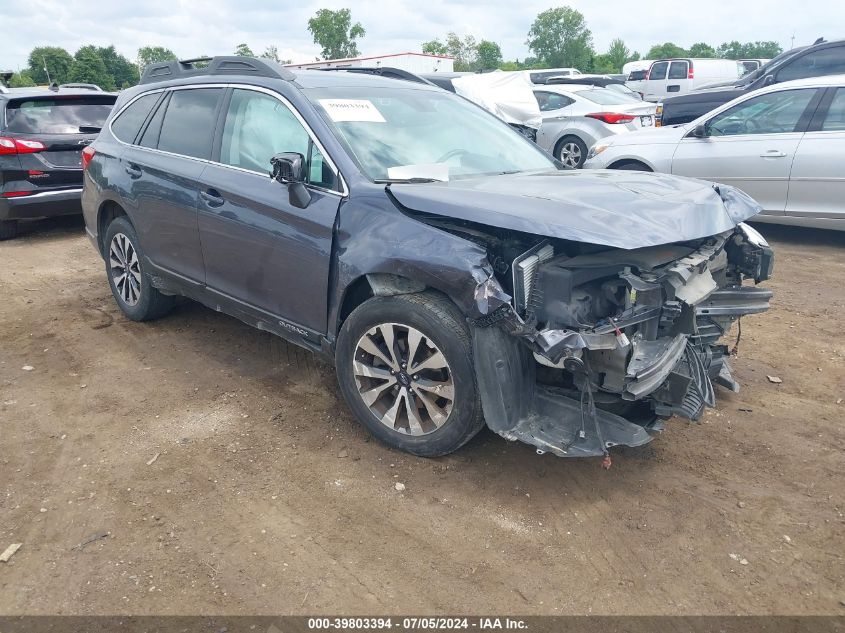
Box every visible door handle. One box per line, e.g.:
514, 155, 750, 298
125, 163, 142, 178
200, 188, 225, 207
760, 150, 787, 158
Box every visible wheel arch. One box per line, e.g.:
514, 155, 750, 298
607, 158, 655, 171
96, 199, 129, 256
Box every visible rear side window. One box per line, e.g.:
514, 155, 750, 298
668, 61, 688, 80
648, 62, 668, 80
5, 96, 114, 134
111, 93, 160, 143
158, 88, 223, 160
777, 46, 845, 82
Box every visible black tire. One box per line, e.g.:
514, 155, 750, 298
556, 135, 588, 169
612, 160, 652, 172
104, 216, 174, 321
0, 220, 18, 241
335, 291, 484, 457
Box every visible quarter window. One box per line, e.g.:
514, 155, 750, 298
821, 88, 845, 131
220, 89, 336, 189
534, 91, 573, 112
707, 89, 816, 136
157, 88, 223, 160
111, 93, 160, 143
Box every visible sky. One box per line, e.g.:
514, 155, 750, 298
0, 0, 839, 71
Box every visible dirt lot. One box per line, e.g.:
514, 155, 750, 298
0, 217, 843, 616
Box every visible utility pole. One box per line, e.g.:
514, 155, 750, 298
790, 32, 795, 49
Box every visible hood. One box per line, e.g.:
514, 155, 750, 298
389, 170, 761, 250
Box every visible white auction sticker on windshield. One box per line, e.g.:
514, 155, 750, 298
318, 99, 386, 122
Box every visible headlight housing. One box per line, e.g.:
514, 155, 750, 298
587, 143, 609, 160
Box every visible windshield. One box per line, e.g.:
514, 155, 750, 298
306, 86, 556, 181
573, 88, 640, 105
5, 96, 114, 134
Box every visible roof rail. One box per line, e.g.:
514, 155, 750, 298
314, 66, 437, 87
59, 83, 103, 91
139, 55, 296, 85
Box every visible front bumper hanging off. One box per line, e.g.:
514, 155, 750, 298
470, 226, 774, 458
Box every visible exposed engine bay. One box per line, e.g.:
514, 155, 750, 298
417, 211, 774, 458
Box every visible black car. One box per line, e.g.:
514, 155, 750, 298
0, 85, 115, 239
82, 56, 773, 461
660, 38, 845, 126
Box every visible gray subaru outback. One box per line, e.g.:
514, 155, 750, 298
82, 56, 774, 461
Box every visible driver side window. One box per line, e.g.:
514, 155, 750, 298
220, 88, 337, 190
707, 89, 816, 136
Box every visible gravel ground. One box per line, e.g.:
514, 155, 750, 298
0, 216, 843, 615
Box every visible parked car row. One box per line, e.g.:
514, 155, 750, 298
585, 74, 845, 230
76, 55, 773, 461
0, 86, 116, 239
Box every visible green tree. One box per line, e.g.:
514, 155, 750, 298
646, 42, 688, 59
741, 41, 783, 58
715, 40, 783, 59
476, 40, 502, 70
137, 46, 178, 71
606, 38, 630, 72
526, 6, 594, 70
628, 51, 641, 62
27, 46, 74, 84
688, 42, 716, 58
421, 40, 448, 56
68, 46, 114, 90
423, 33, 478, 71
260, 46, 289, 64
96, 45, 138, 87
307, 8, 365, 60
234, 43, 255, 57
9, 71, 36, 87
590, 53, 615, 74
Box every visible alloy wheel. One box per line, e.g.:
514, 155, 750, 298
109, 233, 141, 306
352, 323, 455, 436
559, 141, 582, 169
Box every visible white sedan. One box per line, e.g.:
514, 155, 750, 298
533, 85, 658, 168
584, 74, 845, 230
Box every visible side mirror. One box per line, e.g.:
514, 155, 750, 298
270, 152, 305, 183
691, 123, 709, 138
763, 74, 775, 86
270, 152, 312, 209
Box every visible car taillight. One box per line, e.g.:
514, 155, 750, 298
81, 145, 96, 171
0, 136, 47, 155
585, 112, 636, 124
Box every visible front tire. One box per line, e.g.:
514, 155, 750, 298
104, 216, 174, 321
556, 136, 588, 169
335, 292, 484, 457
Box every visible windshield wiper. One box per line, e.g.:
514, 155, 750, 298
375, 177, 441, 184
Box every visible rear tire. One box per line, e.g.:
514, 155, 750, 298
335, 291, 484, 457
104, 216, 174, 322
556, 136, 588, 169
0, 220, 19, 241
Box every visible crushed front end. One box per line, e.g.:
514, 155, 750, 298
470, 222, 773, 458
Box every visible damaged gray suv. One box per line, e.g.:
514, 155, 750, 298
82, 57, 774, 460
